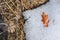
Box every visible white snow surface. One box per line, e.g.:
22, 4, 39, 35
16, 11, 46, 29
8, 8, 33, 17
23, 0, 60, 40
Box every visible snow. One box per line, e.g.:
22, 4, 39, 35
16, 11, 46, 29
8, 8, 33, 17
23, 0, 60, 40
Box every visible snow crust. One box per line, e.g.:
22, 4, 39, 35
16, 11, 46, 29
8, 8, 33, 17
23, 0, 60, 40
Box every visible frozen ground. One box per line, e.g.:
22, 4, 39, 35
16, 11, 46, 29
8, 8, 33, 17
23, 0, 60, 40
